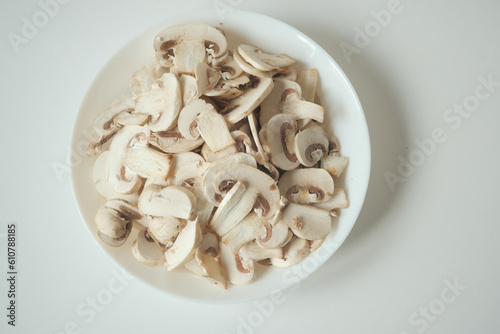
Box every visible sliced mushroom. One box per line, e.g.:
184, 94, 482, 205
93, 96, 135, 137
106, 125, 149, 194
261, 113, 299, 170
270, 237, 310, 268
294, 124, 329, 167
129, 66, 158, 97
256, 221, 291, 249
200, 130, 255, 162
296, 68, 319, 128
202, 153, 257, 206
219, 242, 255, 285
309, 238, 325, 253
237, 44, 297, 72
196, 106, 235, 153
194, 62, 221, 94
113, 111, 150, 127
195, 233, 227, 289
220, 55, 244, 80
147, 215, 180, 246
93, 151, 139, 204
259, 79, 301, 125
179, 74, 199, 106
233, 48, 275, 78
247, 112, 280, 181
209, 181, 258, 236
167, 152, 208, 186
221, 77, 274, 124
164, 218, 202, 271
320, 153, 349, 178
154, 23, 228, 69
149, 128, 204, 153
239, 241, 283, 261
132, 228, 164, 266
95, 206, 132, 247
204, 76, 250, 100
138, 184, 197, 220
177, 99, 215, 140
104, 198, 147, 227
222, 212, 263, 254
123, 144, 173, 180
174, 39, 207, 75
280, 87, 324, 123
212, 162, 280, 219
312, 188, 349, 214
282, 203, 332, 240
278, 168, 334, 204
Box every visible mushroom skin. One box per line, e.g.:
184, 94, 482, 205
95, 206, 132, 247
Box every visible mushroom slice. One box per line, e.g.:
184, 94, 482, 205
167, 152, 208, 186
147, 73, 182, 132
200, 141, 238, 162
213, 163, 280, 219
221, 77, 274, 124
178, 99, 215, 140
296, 69, 318, 103
185, 258, 207, 276
320, 153, 349, 178
270, 237, 310, 268
179, 74, 199, 106
262, 114, 300, 170
256, 221, 291, 249
174, 39, 207, 75
294, 124, 329, 167
238, 44, 297, 71
154, 23, 228, 68
147, 216, 180, 246
129, 66, 158, 97
273, 66, 298, 82
259, 79, 301, 125
194, 62, 221, 94
200, 130, 254, 162
123, 145, 173, 180
164, 218, 202, 271
93, 151, 139, 204
104, 198, 146, 227
233, 48, 275, 78
222, 212, 263, 254
195, 233, 227, 289
95, 206, 132, 247
204, 76, 250, 100
138, 184, 197, 220
280, 88, 324, 123
282, 203, 332, 240
202, 153, 257, 206
113, 111, 150, 127
219, 242, 255, 285
239, 241, 283, 261
312, 189, 349, 214
92, 96, 135, 137
132, 228, 164, 266
196, 106, 235, 153
106, 125, 149, 194
220, 55, 243, 80
247, 112, 280, 181
209, 181, 258, 236
309, 238, 325, 253
187, 179, 214, 232
149, 128, 204, 154
278, 168, 334, 204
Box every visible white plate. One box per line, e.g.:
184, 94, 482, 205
71, 9, 370, 303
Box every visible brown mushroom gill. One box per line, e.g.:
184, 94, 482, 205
253, 193, 271, 217
305, 143, 326, 163
280, 123, 297, 162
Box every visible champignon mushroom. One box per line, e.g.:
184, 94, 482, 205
104, 198, 146, 227
149, 128, 204, 153
278, 168, 334, 204
177, 99, 215, 140
239, 241, 283, 261
138, 184, 197, 220
247, 112, 280, 181
196, 105, 235, 153
280, 86, 324, 123
95, 206, 132, 247
212, 162, 280, 219
194, 62, 221, 94
132, 228, 164, 266
260, 113, 300, 170
312, 188, 349, 214
282, 203, 332, 240
195, 233, 227, 289
295, 68, 319, 128
164, 218, 202, 271
204, 75, 250, 100
92, 96, 135, 138
129, 66, 158, 97
294, 124, 329, 167
237, 44, 297, 71
219, 242, 255, 285
221, 212, 263, 254
232, 48, 275, 78
167, 152, 208, 186
270, 237, 310, 268
258, 79, 301, 126
147, 215, 180, 246
220, 77, 274, 124
202, 153, 257, 206
320, 152, 349, 178
220, 55, 244, 80
123, 144, 173, 180
154, 23, 228, 70
256, 221, 292, 249
113, 111, 149, 127
179, 74, 200, 106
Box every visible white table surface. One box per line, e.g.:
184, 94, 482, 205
1, 0, 499, 333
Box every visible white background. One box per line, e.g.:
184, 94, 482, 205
1, 0, 499, 333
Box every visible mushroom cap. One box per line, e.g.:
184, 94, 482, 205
294, 124, 329, 167
212, 162, 280, 219
132, 228, 164, 266
263, 113, 300, 170
104, 198, 146, 227
282, 203, 332, 240
278, 168, 334, 204
147, 215, 180, 245
202, 153, 257, 206
95, 206, 132, 247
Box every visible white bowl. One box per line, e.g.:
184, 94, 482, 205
71, 9, 370, 303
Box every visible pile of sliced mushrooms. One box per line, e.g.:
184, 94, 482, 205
88, 23, 349, 289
